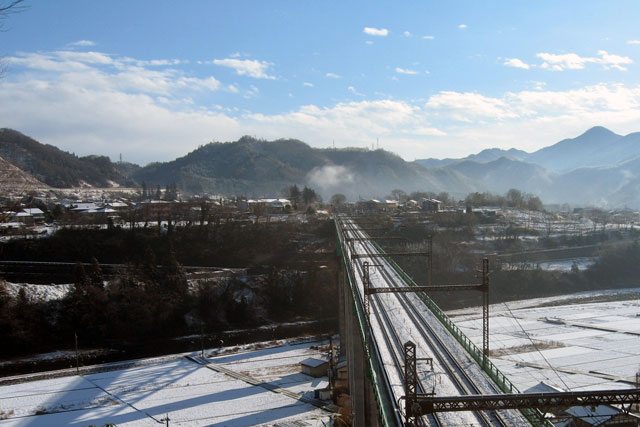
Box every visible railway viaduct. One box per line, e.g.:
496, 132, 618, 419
335, 215, 640, 427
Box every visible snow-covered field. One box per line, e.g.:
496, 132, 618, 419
536, 257, 595, 271
1, 282, 73, 301
0, 339, 333, 426
503, 257, 596, 272
448, 288, 640, 393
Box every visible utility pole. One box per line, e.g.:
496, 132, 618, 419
74, 332, 79, 374
161, 414, 170, 427
200, 322, 204, 358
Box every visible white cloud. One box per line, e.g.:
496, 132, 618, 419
422, 35, 435, 40
458, 24, 467, 29
135, 58, 184, 67
363, 27, 389, 36
348, 86, 365, 96
5, 48, 640, 164
627, 40, 640, 45
426, 91, 517, 121
326, 72, 341, 79
403, 31, 411, 37
537, 52, 592, 70
503, 58, 531, 69
212, 58, 275, 79
596, 50, 633, 70
68, 40, 96, 47
244, 85, 260, 99
531, 81, 547, 90
537, 50, 633, 71
303, 82, 314, 87
396, 67, 418, 75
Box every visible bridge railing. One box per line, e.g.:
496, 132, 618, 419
368, 239, 550, 427
335, 219, 401, 427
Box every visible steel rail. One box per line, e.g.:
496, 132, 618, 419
346, 218, 511, 426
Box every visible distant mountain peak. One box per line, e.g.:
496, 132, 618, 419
578, 126, 619, 140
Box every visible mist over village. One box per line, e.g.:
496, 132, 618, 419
1, 2, 640, 426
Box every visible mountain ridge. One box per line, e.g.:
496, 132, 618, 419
2, 127, 640, 208
0, 128, 136, 188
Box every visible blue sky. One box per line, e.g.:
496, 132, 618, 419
2, 1, 640, 165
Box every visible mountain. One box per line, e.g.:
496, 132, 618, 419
446, 157, 555, 195
132, 136, 476, 199
4, 127, 640, 208
417, 147, 528, 168
418, 126, 640, 174
0, 155, 49, 191
525, 126, 626, 172
413, 126, 640, 207
0, 129, 137, 188
550, 156, 640, 206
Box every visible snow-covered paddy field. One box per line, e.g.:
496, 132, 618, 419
0, 339, 333, 426
448, 288, 640, 393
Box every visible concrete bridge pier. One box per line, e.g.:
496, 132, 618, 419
339, 263, 381, 427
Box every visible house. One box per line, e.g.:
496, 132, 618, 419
12, 211, 34, 225
420, 198, 441, 212
300, 358, 329, 378
70, 202, 100, 212
23, 208, 45, 223
356, 199, 399, 213
524, 383, 640, 427
564, 405, 640, 426
248, 198, 292, 215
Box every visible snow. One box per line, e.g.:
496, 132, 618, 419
341, 218, 529, 426
448, 289, 640, 392
1, 282, 73, 302
537, 257, 595, 271
0, 340, 333, 426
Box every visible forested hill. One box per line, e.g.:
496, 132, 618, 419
132, 136, 475, 198
0, 128, 137, 188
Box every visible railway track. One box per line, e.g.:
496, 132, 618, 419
339, 216, 525, 426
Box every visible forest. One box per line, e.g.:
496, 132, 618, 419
0, 219, 338, 364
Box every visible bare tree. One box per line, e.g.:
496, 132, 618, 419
0, 0, 27, 78
0, 0, 25, 23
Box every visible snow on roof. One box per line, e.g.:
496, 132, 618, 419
300, 357, 328, 368
566, 404, 620, 425
523, 381, 564, 394
72, 203, 99, 211
0, 222, 23, 228
23, 208, 44, 215
106, 201, 128, 207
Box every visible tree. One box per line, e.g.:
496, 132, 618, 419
164, 182, 178, 201
330, 193, 346, 206
388, 189, 408, 202
141, 181, 148, 199
288, 185, 301, 209
526, 195, 543, 211
0, 1, 27, 78
302, 186, 317, 205
436, 192, 451, 206
506, 188, 523, 208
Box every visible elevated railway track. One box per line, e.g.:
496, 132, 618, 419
335, 215, 640, 426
